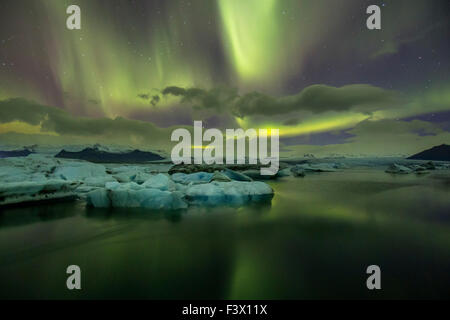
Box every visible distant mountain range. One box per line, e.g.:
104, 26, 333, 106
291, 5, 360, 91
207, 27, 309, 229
55, 147, 165, 163
0, 149, 34, 158
407, 144, 450, 161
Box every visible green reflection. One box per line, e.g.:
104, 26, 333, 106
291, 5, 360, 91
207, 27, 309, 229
0, 169, 449, 299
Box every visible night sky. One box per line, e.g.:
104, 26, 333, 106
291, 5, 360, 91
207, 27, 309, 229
0, 0, 449, 156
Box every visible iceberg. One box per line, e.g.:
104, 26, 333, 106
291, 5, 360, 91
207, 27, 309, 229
385, 163, 413, 174
113, 170, 153, 184
87, 184, 188, 210
185, 181, 274, 206
142, 173, 177, 191
209, 171, 232, 182
54, 163, 107, 181
0, 179, 79, 206
222, 169, 253, 182
297, 163, 338, 172
171, 172, 214, 185
86, 188, 110, 208
290, 166, 306, 177
0, 152, 275, 210
83, 175, 117, 187
288, 163, 337, 176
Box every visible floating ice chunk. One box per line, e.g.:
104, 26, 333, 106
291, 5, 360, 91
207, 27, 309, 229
276, 168, 292, 177
185, 182, 225, 206
76, 186, 100, 194
113, 172, 132, 183
86, 188, 111, 208
311, 163, 337, 172
87, 185, 187, 210
83, 175, 117, 187
113, 170, 153, 184
422, 161, 436, 170
54, 163, 107, 181
171, 172, 213, 185
408, 164, 429, 174
105, 181, 121, 190
240, 168, 290, 180
142, 173, 176, 191
385, 163, 413, 174
115, 182, 143, 192
238, 169, 262, 180
0, 166, 29, 183
185, 181, 273, 206
131, 172, 154, 184
139, 189, 187, 209
222, 169, 253, 182
109, 188, 139, 207
109, 165, 153, 175
293, 163, 337, 172
290, 166, 306, 177
0, 179, 79, 206
333, 163, 350, 169
209, 171, 232, 182
170, 173, 186, 184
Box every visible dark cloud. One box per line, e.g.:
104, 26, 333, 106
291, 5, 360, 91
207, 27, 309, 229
137, 93, 150, 100
161, 84, 404, 117
245, 85, 402, 116
150, 95, 160, 106
0, 98, 179, 148
162, 86, 238, 112
137, 93, 161, 106
161, 86, 187, 97
0, 98, 66, 126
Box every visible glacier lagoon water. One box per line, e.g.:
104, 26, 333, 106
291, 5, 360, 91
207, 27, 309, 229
0, 169, 449, 299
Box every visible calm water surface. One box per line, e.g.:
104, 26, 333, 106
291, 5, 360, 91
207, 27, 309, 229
1, 169, 449, 299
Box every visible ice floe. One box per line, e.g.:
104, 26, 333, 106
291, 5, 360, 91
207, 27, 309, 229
87, 184, 188, 210
0, 179, 79, 206
185, 181, 273, 206
0, 153, 274, 209
385, 163, 413, 174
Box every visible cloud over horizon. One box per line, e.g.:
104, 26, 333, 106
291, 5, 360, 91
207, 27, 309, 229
1, 95, 449, 157
160, 84, 405, 118
0, 98, 183, 151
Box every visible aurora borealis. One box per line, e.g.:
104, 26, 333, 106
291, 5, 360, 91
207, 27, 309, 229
0, 0, 449, 156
